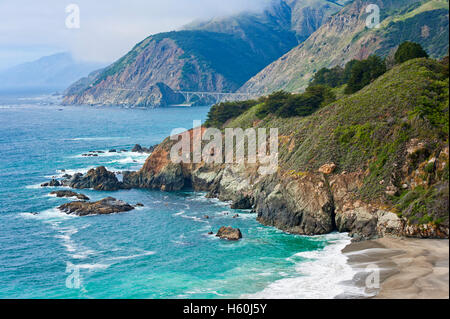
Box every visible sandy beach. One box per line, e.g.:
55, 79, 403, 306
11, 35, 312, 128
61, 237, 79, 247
342, 237, 449, 299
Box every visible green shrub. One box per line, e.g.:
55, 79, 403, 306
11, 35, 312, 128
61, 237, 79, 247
205, 100, 259, 128
256, 91, 291, 119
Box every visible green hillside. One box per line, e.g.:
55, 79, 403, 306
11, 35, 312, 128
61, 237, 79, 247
210, 57, 449, 226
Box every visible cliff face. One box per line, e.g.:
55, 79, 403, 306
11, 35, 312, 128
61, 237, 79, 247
122, 58, 449, 240
240, 0, 449, 94
63, 0, 342, 106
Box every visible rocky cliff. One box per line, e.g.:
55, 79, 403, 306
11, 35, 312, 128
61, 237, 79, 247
240, 0, 450, 94
63, 0, 343, 106
122, 58, 449, 240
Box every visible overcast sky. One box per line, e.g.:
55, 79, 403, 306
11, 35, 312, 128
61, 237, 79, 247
0, 0, 271, 70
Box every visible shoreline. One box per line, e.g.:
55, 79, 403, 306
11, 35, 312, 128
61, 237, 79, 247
341, 237, 449, 299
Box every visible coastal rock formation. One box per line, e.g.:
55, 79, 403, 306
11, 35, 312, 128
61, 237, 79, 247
216, 226, 242, 241
50, 190, 89, 201
58, 197, 134, 216
121, 59, 449, 240
132, 144, 155, 153
69, 166, 123, 191
41, 179, 61, 187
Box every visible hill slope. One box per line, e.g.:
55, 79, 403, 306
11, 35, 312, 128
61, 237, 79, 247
63, 0, 342, 106
122, 58, 449, 239
240, 0, 449, 94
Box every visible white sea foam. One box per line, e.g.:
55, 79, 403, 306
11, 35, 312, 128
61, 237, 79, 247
173, 210, 185, 216
45, 167, 93, 179
243, 233, 367, 299
110, 156, 147, 165
25, 183, 44, 189
67, 137, 127, 141
67, 261, 110, 271
107, 250, 156, 261
180, 215, 209, 223
18, 208, 74, 221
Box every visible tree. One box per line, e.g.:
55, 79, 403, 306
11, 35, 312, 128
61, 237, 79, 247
345, 55, 386, 94
275, 85, 335, 118
311, 66, 345, 88
394, 41, 429, 64
205, 100, 258, 127
256, 91, 290, 118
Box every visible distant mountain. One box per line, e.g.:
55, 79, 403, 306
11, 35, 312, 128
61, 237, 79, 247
63, 0, 343, 107
240, 0, 450, 94
0, 52, 105, 93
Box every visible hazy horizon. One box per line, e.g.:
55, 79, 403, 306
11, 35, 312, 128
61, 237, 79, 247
0, 0, 272, 70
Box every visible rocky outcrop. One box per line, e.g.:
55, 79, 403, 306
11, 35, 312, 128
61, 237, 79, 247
50, 190, 89, 201
254, 173, 335, 235
64, 81, 185, 107
58, 197, 134, 216
120, 125, 448, 240
69, 166, 123, 191
41, 179, 61, 187
216, 226, 242, 241
132, 144, 155, 153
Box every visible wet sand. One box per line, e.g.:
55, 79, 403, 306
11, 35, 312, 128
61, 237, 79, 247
341, 237, 449, 299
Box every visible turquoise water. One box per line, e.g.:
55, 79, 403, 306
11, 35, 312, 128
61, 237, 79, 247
0, 95, 356, 299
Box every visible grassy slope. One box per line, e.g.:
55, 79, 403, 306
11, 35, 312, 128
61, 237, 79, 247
226, 58, 449, 225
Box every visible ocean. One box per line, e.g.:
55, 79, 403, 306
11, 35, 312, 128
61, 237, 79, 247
0, 94, 361, 299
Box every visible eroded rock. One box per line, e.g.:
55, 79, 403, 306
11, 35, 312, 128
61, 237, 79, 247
58, 197, 134, 216
69, 166, 122, 191
216, 226, 242, 241
50, 190, 89, 201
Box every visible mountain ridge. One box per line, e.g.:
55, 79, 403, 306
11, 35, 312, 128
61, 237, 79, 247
240, 0, 449, 94
63, 0, 343, 106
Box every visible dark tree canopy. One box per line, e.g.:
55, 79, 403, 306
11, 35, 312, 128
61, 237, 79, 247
345, 55, 387, 94
395, 41, 429, 64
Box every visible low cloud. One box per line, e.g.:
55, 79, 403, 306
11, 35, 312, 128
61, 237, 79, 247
0, 0, 271, 68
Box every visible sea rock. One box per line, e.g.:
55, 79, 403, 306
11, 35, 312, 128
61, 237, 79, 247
216, 226, 242, 241
58, 197, 134, 216
131, 144, 155, 153
69, 166, 123, 191
50, 190, 89, 201
109, 149, 117, 153
41, 179, 61, 187
135, 203, 144, 207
